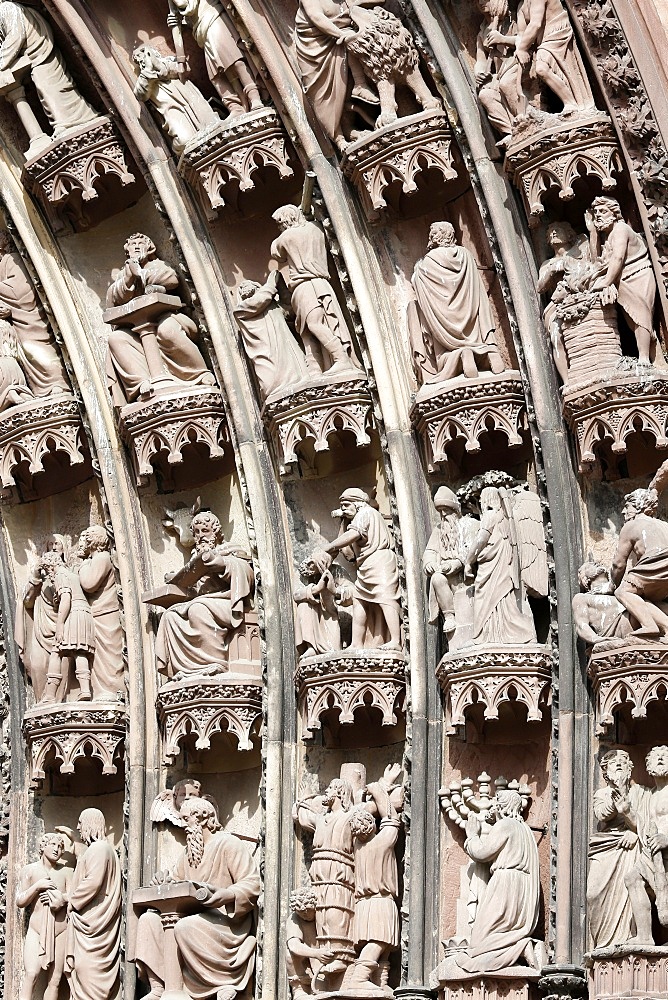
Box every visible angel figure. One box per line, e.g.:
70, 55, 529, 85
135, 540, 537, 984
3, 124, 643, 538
464, 481, 547, 645
150, 778, 220, 828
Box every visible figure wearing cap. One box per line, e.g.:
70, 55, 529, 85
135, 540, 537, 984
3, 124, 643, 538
423, 487, 478, 636
310, 489, 402, 650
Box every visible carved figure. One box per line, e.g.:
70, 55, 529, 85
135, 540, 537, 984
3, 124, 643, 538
348, 772, 402, 992
39, 550, 95, 705
456, 790, 541, 973
168, 0, 264, 116
77, 526, 124, 699
536, 222, 592, 383
588, 749, 640, 948
0, 231, 69, 395
463, 481, 547, 645
287, 886, 335, 999
294, 558, 342, 660
0, 315, 32, 410
15, 539, 65, 701
474, 0, 520, 143
16, 832, 71, 1000
134, 795, 260, 999
408, 222, 505, 384
234, 270, 310, 399
65, 809, 122, 1000
585, 197, 657, 366
0, 3, 97, 140
610, 483, 668, 638
105, 232, 215, 405
270, 207, 361, 375
150, 778, 220, 828
311, 488, 402, 650
573, 560, 633, 647
154, 509, 254, 679
423, 486, 478, 635
133, 44, 221, 154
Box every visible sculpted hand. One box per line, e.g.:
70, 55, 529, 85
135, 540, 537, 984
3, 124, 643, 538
611, 791, 630, 815
515, 48, 530, 67
464, 563, 474, 581
621, 831, 638, 850
55, 627, 63, 644
486, 30, 505, 45
648, 831, 668, 853
599, 284, 618, 305
337, 29, 356, 44
381, 763, 402, 789
465, 812, 481, 839
310, 548, 333, 574
584, 209, 594, 234
423, 561, 436, 576
149, 869, 174, 886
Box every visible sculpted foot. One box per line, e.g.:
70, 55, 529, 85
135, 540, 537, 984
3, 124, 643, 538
351, 86, 379, 105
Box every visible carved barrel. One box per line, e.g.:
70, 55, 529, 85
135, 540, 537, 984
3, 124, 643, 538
558, 296, 621, 382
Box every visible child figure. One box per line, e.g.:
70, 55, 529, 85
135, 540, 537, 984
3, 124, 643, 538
39, 551, 95, 703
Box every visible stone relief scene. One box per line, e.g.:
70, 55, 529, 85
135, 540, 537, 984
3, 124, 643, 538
2, 3, 668, 1000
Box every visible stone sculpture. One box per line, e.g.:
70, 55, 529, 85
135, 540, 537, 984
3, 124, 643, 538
610, 483, 668, 639
16, 832, 71, 1000
573, 560, 633, 647
234, 270, 310, 399
105, 232, 215, 405
133, 44, 221, 154
151, 509, 254, 679
0, 231, 69, 396
134, 795, 260, 999
15, 539, 65, 702
38, 550, 95, 705
167, 0, 264, 116
287, 886, 333, 999
474, 0, 520, 144
423, 486, 479, 636
294, 558, 342, 660
309, 488, 402, 650
462, 477, 547, 646
64, 809, 122, 1000
588, 749, 640, 948
536, 221, 592, 383
0, 315, 32, 410
0, 3, 97, 148
408, 222, 505, 384
270, 206, 361, 376
150, 777, 218, 828
77, 526, 124, 700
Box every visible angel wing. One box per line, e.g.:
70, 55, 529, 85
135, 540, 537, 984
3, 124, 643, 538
512, 488, 548, 598
149, 789, 184, 827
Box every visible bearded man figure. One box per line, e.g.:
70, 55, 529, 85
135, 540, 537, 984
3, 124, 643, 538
622, 746, 668, 945
77, 526, 124, 699
134, 796, 260, 1000
611, 487, 668, 638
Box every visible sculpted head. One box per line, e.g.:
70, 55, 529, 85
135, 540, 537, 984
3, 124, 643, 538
77, 808, 107, 845
191, 511, 224, 550
428, 222, 456, 250
578, 559, 612, 595
238, 280, 261, 301
477, 0, 508, 16
546, 222, 578, 255
591, 197, 622, 232
600, 748, 632, 786
646, 746, 668, 778
39, 832, 65, 862
290, 886, 318, 919
434, 486, 460, 519
78, 524, 110, 558
622, 488, 658, 521
272, 205, 306, 232
337, 488, 370, 522
480, 486, 502, 514
322, 778, 354, 811
39, 550, 64, 583
494, 790, 523, 819
173, 778, 202, 814
180, 796, 221, 832
124, 233, 156, 264
349, 807, 376, 841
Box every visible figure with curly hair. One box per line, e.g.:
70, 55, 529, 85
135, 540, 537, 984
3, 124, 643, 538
611, 487, 668, 638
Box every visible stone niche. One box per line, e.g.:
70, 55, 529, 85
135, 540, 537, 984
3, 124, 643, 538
587, 640, 668, 737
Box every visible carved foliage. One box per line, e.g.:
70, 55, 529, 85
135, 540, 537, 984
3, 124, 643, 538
22, 702, 126, 788
587, 642, 668, 735
0, 394, 86, 500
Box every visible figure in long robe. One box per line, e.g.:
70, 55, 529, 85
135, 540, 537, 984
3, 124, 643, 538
15, 540, 64, 701
77, 526, 124, 699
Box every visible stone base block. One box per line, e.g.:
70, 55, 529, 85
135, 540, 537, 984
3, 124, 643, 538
410, 372, 527, 472
505, 109, 621, 226
295, 648, 406, 737
436, 644, 551, 736
341, 109, 457, 220
562, 366, 668, 473
437, 971, 539, 1000
22, 116, 135, 231
118, 384, 228, 487
586, 945, 668, 1000
22, 700, 126, 788
262, 371, 373, 476
178, 108, 293, 218
587, 640, 668, 735
0, 392, 87, 502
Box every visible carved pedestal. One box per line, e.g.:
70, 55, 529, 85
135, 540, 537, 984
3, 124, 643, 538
262, 372, 373, 476
133, 882, 205, 1000
0, 392, 87, 502
435, 966, 540, 1000
587, 640, 668, 735
295, 648, 406, 737
562, 367, 668, 474
505, 110, 621, 226
436, 645, 551, 736
22, 700, 126, 789
586, 945, 668, 1000
341, 109, 457, 220
22, 116, 135, 231
178, 108, 293, 219
410, 372, 527, 472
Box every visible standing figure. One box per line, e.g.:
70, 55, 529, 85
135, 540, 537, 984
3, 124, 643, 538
474, 0, 521, 142
0, 3, 97, 138
16, 832, 71, 1000
286, 887, 335, 998
423, 486, 477, 635
0, 231, 69, 395
610, 486, 668, 638
586, 197, 657, 366
408, 222, 505, 384
311, 488, 402, 650
134, 796, 260, 1000
464, 483, 547, 646
105, 232, 215, 405
294, 558, 342, 660
234, 271, 310, 399
168, 0, 264, 116
588, 749, 641, 948
133, 44, 221, 155
77, 526, 124, 699
65, 809, 122, 1000
0, 314, 32, 410
39, 551, 96, 704
270, 206, 361, 375
536, 222, 592, 383
15, 540, 65, 701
